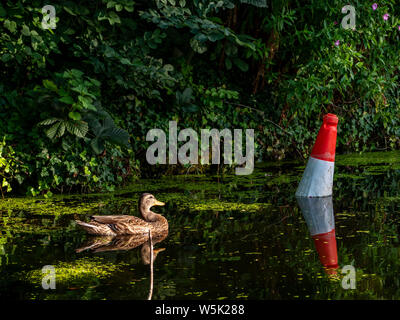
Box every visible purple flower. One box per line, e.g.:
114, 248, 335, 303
334, 40, 340, 46
398, 25, 400, 31
383, 13, 389, 20
334, 21, 338, 25
372, 3, 378, 11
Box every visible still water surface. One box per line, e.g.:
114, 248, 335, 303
0, 151, 399, 299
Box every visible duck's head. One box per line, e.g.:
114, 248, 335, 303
139, 193, 165, 220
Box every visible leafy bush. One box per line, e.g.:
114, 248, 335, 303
0, 0, 399, 195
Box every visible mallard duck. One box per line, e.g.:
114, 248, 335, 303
75, 193, 167, 236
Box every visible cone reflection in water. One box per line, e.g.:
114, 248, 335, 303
312, 230, 338, 275
297, 196, 338, 275
296, 114, 338, 197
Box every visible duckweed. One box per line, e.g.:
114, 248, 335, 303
186, 200, 271, 212
0, 197, 113, 216
336, 151, 400, 166
20, 257, 129, 288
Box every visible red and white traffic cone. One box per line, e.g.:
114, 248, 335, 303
297, 197, 338, 275
295, 114, 339, 198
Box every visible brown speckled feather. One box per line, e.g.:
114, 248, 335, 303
76, 213, 167, 236
90, 215, 144, 225
90, 215, 150, 228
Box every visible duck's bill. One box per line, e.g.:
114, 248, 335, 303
154, 200, 165, 206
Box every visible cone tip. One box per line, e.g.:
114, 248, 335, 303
324, 265, 339, 276
323, 113, 338, 125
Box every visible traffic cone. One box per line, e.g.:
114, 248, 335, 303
297, 196, 339, 274
295, 114, 338, 197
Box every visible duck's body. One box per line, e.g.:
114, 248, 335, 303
75, 193, 168, 236
75, 214, 168, 236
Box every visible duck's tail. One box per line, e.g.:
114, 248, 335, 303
75, 220, 115, 236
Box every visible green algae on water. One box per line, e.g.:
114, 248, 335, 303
183, 199, 271, 212
0, 197, 113, 216
19, 257, 129, 288
336, 151, 400, 166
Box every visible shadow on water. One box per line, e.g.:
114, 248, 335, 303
0, 151, 399, 299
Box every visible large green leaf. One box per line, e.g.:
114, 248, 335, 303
46, 122, 61, 139
68, 111, 82, 121
90, 138, 105, 154
84, 108, 130, 153
42, 79, 58, 92
65, 120, 89, 138
233, 58, 249, 72
102, 126, 130, 147
59, 96, 74, 104
38, 118, 59, 126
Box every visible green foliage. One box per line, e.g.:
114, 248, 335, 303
0, 137, 26, 197
38, 118, 89, 139
85, 108, 130, 154
0, 0, 399, 195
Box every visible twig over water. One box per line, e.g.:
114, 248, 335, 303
147, 229, 154, 300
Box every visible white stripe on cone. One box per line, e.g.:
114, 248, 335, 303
295, 157, 334, 198
296, 196, 334, 236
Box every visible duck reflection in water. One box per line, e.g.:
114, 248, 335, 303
296, 196, 339, 276
76, 229, 168, 264
76, 229, 168, 300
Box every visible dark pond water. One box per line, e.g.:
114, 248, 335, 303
0, 151, 399, 299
